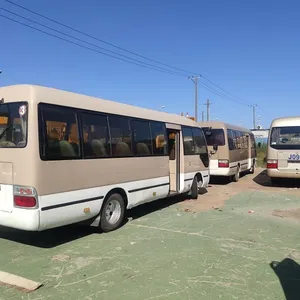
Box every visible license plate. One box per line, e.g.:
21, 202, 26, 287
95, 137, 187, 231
288, 153, 300, 161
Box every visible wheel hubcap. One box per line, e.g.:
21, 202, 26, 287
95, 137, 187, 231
105, 199, 121, 225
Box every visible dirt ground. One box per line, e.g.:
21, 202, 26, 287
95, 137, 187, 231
1, 168, 300, 300
181, 167, 300, 214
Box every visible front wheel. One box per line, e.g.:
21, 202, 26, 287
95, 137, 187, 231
100, 193, 125, 232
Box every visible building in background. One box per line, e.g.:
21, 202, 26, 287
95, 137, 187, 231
251, 125, 269, 146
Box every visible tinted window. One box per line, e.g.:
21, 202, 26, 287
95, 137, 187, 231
39, 104, 80, 159
227, 129, 235, 150
0, 102, 28, 148
131, 119, 152, 156
108, 116, 132, 157
182, 127, 194, 155
192, 127, 208, 154
81, 113, 110, 158
203, 128, 225, 146
270, 126, 300, 150
193, 127, 209, 167
150, 122, 167, 155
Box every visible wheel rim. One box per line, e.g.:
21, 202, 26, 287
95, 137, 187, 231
197, 180, 203, 189
105, 199, 122, 225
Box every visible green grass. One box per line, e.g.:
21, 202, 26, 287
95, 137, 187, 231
256, 144, 267, 168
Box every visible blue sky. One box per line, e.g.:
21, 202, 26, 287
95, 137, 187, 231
1, 0, 300, 129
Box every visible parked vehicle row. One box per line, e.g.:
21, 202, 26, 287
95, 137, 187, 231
0, 84, 257, 233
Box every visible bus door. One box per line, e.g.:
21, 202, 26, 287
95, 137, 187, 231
167, 128, 180, 193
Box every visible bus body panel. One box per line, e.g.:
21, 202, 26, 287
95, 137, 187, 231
0, 84, 209, 231
267, 117, 300, 179
200, 121, 256, 177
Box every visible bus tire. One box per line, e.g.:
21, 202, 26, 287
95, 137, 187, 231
249, 160, 255, 174
191, 177, 198, 200
99, 193, 125, 232
232, 166, 240, 182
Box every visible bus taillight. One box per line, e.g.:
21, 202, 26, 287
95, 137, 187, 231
267, 160, 278, 169
13, 185, 38, 208
218, 159, 229, 168
14, 196, 37, 208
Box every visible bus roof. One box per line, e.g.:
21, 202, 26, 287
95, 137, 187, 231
0, 84, 199, 127
198, 120, 252, 133
271, 116, 300, 127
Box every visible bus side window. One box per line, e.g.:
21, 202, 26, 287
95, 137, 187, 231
81, 113, 110, 158
108, 116, 132, 157
131, 119, 152, 156
150, 122, 167, 155
227, 129, 234, 150
39, 104, 80, 159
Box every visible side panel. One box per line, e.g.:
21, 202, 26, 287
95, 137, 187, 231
39, 176, 170, 230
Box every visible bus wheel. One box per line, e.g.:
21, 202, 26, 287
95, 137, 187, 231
249, 160, 255, 174
100, 193, 125, 232
191, 177, 199, 200
232, 166, 240, 182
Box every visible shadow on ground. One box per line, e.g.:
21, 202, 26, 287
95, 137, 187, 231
0, 192, 198, 249
209, 172, 248, 185
270, 258, 300, 300
254, 170, 300, 188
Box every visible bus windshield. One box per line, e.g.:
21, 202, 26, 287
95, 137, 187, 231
0, 102, 28, 148
270, 126, 300, 149
202, 127, 225, 146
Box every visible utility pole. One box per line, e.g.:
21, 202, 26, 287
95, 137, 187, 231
202, 111, 204, 122
252, 104, 257, 129
204, 99, 211, 121
189, 76, 199, 121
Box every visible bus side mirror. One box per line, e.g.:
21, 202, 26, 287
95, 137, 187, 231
213, 144, 218, 151
257, 142, 261, 148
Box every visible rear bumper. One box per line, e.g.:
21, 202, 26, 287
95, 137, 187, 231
209, 167, 236, 177
267, 169, 300, 179
0, 208, 40, 231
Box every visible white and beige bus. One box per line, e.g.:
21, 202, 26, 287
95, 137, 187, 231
0, 84, 209, 232
267, 116, 300, 184
200, 121, 256, 181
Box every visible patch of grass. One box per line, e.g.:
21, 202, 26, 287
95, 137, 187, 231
256, 144, 267, 168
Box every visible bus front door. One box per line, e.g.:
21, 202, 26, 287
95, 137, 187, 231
167, 129, 180, 193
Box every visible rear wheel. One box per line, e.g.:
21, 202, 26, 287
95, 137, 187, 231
232, 165, 240, 182
249, 160, 255, 174
190, 177, 199, 199
100, 193, 125, 232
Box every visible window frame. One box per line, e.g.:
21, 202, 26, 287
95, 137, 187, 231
0, 101, 29, 149
38, 102, 170, 161
79, 111, 112, 159
38, 103, 82, 161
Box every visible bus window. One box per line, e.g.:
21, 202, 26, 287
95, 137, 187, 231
81, 113, 110, 158
108, 116, 132, 157
0, 102, 28, 148
150, 122, 167, 155
39, 104, 80, 159
270, 126, 300, 149
131, 120, 152, 156
203, 128, 225, 146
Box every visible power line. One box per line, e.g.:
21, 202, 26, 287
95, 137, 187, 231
0, 14, 188, 78
0, 9, 189, 77
4, 0, 198, 77
2, 0, 257, 108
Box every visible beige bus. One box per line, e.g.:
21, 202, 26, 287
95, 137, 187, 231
267, 116, 300, 184
0, 84, 209, 232
200, 121, 256, 181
